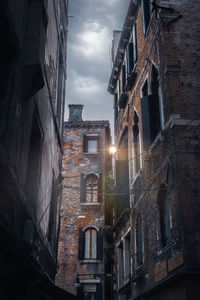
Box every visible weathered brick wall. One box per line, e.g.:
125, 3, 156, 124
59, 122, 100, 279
112, 0, 200, 299
56, 122, 110, 297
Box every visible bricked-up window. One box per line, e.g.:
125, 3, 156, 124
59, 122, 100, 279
158, 185, 171, 247
142, 0, 153, 35
135, 214, 143, 267
133, 111, 141, 176
83, 134, 100, 153
78, 228, 103, 261
86, 174, 98, 203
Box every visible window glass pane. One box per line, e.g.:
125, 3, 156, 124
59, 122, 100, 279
84, 230, 90, 258
91, 229, 97, 259
86, 175, 98, 202
88, 140, 97, 153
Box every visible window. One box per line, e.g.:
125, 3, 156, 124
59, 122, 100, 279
85, 174, 98, 203
78, 227, 103, 261
140, 66, 163, 148
126, 24, 137, 77
118, 242, 124, 288
83, 134, 100, 153
80, 173, 102, 203
85, 228, 97, 259
133, 111, 141, 176
157, 185, 171, 247
142, 0, 152, 34
135, 214, 143, 267
124, 232, 131, 281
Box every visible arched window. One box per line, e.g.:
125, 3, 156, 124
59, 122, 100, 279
133, 111, 141, 175
157, 185, 171, 247
84, 228, 97, 259
85, 174, 98, 203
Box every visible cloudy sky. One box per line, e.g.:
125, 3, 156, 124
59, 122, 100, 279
66, 0, 130, 135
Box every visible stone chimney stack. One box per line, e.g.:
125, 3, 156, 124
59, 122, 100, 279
68, 104, 84, 121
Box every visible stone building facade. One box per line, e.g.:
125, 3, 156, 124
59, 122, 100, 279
108, 0, 200, 299
0, 1, 78, 299
56, 105, 112, 300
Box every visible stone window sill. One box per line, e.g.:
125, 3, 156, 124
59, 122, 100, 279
79, 259, 101, 264
80, 202, 101, 206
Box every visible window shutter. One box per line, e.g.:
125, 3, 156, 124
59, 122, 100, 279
122, 65, 126, 93
97, 231, 103, 260
78, 228, 85, 260
142, 0, 151, 34
133, 24, 137, 62
114, 93, 119, 124
128, 43, 134, 74
80, 173, 86, 202
77, 284, 83, 299
140, 95, 152, 148
96, 283, 102, 300
98, 173, 102, 203
83, 135, 87, 152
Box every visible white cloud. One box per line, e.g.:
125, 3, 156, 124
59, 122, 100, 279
70, 22, 110, 61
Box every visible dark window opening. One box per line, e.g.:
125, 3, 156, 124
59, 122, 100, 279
124, 233, 131, 281
142, 80, 148, 97
158, 185, 171, 247
151, 64, 161, 141
114, 93, 119, 124
142, 0, 152, 34
135, 214, 143, 267
133, 111, 141, 175
25, 110, 43, 218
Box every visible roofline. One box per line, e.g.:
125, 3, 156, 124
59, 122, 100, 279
107, 0, 139, 95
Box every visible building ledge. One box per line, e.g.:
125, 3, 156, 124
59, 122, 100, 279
79, 259, 101, 264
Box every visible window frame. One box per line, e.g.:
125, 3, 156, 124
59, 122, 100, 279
84, 228, 97, 260
83, 134, 100, 153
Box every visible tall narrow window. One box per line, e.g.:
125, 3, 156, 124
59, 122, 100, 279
85, 174, 98, 203
124, 232, 131, 281
84, 228, 97, 259
142, 0, 152, 34
158, 185, 171, 247
135, 214, 143, 267
151, 64, 162, 141
133, 111, 141, 176
118, 242, 124, 287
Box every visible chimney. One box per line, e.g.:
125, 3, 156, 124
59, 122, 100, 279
68, 104, 84, 122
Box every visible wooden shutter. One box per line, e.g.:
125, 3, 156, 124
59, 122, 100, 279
77, 284, 83, 299
96, 283, 102, 300
122, 65, 126, 93
97, 231, 103, 260
80, 173, 86, 202
83, 135, 87, 152
142, 0, 151, 34
128, 43, 134, 74
98, 173, 102, 203
78, 228, 85, 260
133, 23, 137, 62
140, 95, 152, 148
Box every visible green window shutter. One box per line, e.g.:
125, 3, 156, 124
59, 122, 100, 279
78, 227, 85, 260
97, 231, 103, 260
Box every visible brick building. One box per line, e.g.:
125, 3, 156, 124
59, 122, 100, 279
56, 105, 112, 300
108, 0, 200, 299
0, 1, 78, 299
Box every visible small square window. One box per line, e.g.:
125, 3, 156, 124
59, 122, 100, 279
83, 135, 100, 153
